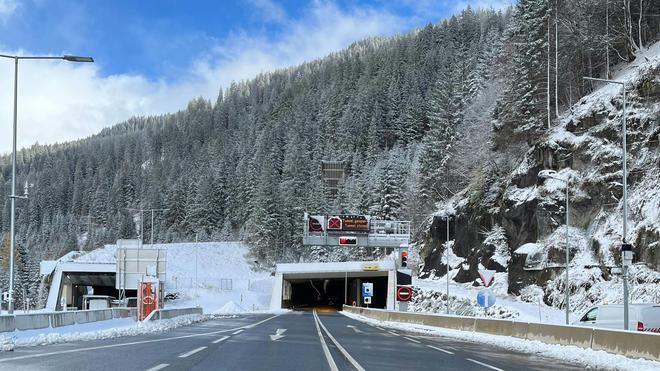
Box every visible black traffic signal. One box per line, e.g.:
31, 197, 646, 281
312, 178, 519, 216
401, 250, 408, 268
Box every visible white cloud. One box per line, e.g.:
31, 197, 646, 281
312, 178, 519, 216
0, 2, 422, 154
0, 0, 17, 17
248, 0, 289, 23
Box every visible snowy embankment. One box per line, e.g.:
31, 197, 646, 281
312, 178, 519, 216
0, 314, 216, 350
344, 311, 660, 371
78, 241, 274, 314
412, 275, 575, 324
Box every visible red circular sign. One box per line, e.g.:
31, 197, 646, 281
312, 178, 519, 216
397, 286, 412, 301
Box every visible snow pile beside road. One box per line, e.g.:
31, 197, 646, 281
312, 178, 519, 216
214, 301, 246, 314
344, 312, 660, 371
0, 315, 209, 350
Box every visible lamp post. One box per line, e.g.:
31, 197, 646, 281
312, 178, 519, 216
0, 54, 93, 314
583, 76, 629, 330
538, 170, 571, 324
445, 214, 450, 315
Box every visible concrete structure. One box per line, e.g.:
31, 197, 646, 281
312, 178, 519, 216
44, 260, 117, 311
270, 260, 396, 311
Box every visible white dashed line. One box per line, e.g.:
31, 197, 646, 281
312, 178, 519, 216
145, 364, 169, 371
387, 331, 399, 336
403, 336, 421, 344
178, 346, 207, 358
232, 329, 244, 335
466, 358, 505, 371
376, 327, 386, 331
427, 345, 454, 354
212, 336, 230, 344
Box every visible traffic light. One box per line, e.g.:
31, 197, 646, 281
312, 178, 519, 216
401, 250, 408, 268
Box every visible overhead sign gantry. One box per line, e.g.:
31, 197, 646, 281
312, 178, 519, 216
303, 213, 410, 248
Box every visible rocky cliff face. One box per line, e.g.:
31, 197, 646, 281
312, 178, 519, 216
420, 44, 660, 312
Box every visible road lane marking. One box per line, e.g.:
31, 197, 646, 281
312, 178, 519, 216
466, 358, 505, 371
387, 331, 399, 336
346, 325, 363, 333
403, 336, 421, 343
427, 345, 454, 354
178, 346, 207, 358
145, 364, 169, 371
232, 329, 244, 335
0, 314, 284, 363
212, 336, 230, 344
314, 311, 365, 371
376, 327, 386, 331
312, 309, 338, 371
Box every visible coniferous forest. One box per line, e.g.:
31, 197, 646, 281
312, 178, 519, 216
1, 1, 659, 307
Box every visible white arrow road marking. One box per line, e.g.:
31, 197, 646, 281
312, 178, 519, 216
178, 346, 207, 358
0, 314, 284, 364
212, 336, 230, 344
145, 364, 169, 371
269, 328, 287, 341
466, 358, 505, 371
346, 325, 364, 333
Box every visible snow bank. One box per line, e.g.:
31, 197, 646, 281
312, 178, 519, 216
214, 301, 246, 314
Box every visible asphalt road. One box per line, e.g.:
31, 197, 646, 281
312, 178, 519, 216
0, 311, 585, 371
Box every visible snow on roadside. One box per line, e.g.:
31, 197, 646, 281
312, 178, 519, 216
414, 275, 572, 324
0, 314, 222, 351
342, 311, 660, 371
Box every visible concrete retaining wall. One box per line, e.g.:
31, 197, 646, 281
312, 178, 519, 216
112, 308, 137, 319
14, 313, 50, 331
147, 307, 203, 321
50, 312, 76, 328
343, 305, 660, 362
0, 316, 15, 332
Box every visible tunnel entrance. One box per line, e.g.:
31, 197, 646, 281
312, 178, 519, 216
284, 275, 389, 310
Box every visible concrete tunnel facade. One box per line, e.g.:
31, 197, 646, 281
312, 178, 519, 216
270, 260, 396, 311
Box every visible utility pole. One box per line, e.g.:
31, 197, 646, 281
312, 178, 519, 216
446, 215, 450, 315
555, 0, 559, 119
583, 77, 629, 330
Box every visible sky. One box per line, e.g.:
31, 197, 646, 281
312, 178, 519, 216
0, 0, 512, 154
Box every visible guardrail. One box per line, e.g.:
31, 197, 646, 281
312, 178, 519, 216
0, 307, 138, 333
145, 307, 203, 321
343, 305, 660, 362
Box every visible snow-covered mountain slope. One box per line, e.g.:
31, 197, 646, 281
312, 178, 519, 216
421, 42, 660, 315
71, 241, 273, 313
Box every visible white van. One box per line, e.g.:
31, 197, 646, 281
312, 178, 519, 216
574, 304, 660, 332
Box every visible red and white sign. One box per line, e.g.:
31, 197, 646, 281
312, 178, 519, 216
339, 236, 357, 245
327, 217, 342, 230
397, 286, 413, 301
478, 269, 496, 287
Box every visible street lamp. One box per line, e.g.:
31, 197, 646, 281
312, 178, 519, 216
583, 76, 630, 330
538, 169, 571, 325
0, 53, 93, 314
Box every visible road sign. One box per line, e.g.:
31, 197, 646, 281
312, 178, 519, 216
364, 296, 372, 304
327, 216, 342, 230
362, 282, 373, 297
339, 236, 357, 245
478, 269, 496, 287
477, 289, 496, 308
397, 286, 412, 301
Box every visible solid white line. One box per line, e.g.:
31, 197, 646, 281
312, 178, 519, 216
178, 346, 207, 358
312, 309, 338, 371
212, 336, 230, 344
466, 358, 505, 371
427, 345, 454, 354
314, 311, 366, 371
0, 314, 284, 363
403, 336, 421, 344
145, 364, 169, 371
232, 329, 244, 335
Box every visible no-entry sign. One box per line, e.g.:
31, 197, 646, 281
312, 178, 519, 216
397, 286, 412, 301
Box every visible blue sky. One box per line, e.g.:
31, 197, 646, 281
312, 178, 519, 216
0, 0, 511, 153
